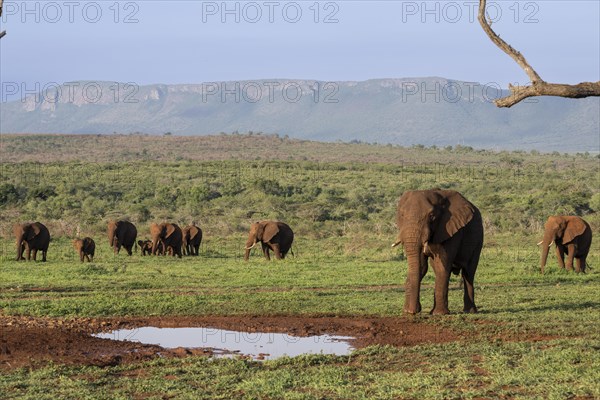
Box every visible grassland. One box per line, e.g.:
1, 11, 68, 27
0, 134, 599, 399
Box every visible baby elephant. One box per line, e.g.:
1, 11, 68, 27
73, 237, 95, 262
138, 239, 165, 256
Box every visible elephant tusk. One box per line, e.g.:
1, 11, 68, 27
537, 241, 543, 246
391, 240, 402, 248
245, 242, 258, 250
423, 241, 430, 254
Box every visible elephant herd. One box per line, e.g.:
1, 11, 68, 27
12, 219, 294, 262
104, 221, 203, 259
12, 189, 593, 315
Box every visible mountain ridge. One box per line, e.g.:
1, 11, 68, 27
1, 77, 598, 152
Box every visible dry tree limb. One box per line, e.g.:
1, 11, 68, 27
478, 0, 600, 107
0, 0, 6, 39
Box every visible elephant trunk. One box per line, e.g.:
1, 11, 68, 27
539, 232, 554, 273
152, 238, 160, 255
15, 233, 24, 261
108, 229, 116, 249
403, 240, 425, 314
244, 239, 257, 261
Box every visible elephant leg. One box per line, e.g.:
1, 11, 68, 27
31, 249, 38, 261
555, 246, 566, 269
80, 251, 84, 262
272, 243, 282, 259
262, 243, 271, 260
431, 259, 451, 315
41, 250, 47, 262
462, 252, 479, 313
565, 244, 576, 271
125, 245, 133, 256
575, 257, 585, 273
25, 245, 32, 261
420, 258, 429, 282
461, 270, 476, 313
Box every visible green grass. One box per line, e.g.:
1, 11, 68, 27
1, 240, 599, 399
1, 342, 599, 399
0, 135, 599, 398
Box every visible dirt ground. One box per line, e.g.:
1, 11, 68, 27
0, 314, 472, 370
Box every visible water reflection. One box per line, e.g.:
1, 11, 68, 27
94, 327, 354, 360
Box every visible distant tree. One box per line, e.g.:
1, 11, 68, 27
478, 0, 600, 107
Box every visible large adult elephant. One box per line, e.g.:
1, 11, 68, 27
244, 221, 294, 261
150, 223, 183, 258
14, 222, 50, 262
107, 220, 137, 256
392, 189, 483, 315
539, 215, 592, 273
182, 224, 203, 256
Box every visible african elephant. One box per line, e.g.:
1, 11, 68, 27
150, 223, 183, 258
182, 224, 203, 256
244, 221, 294, 261
392, 190, 483, 315
138, 239, 165, 256
539, 215, 592, 273
73, 237, 95, 262
14, 222, 50, 262
107, 220, 137, 256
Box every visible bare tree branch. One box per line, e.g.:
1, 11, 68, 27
0, 0, 6, 39
478, 0, 600, 107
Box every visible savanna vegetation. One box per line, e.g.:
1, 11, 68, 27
0, 133, 599, 399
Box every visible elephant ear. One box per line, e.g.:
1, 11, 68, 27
26, 224, 42, 240
261, 222, 280, 243
432, 191, 475, 243
164, 224, 177, 238
395, 197, 405, 231
563, 218, 586, 243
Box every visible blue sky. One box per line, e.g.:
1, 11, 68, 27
0, 1, 598, 91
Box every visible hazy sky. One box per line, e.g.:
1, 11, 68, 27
0, 1, 598, 93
